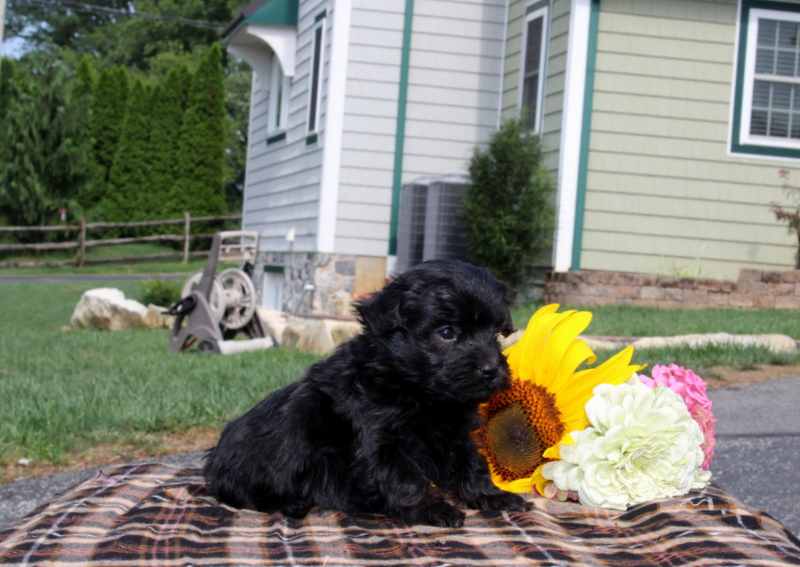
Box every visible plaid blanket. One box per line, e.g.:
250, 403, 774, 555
1, 463, 799, 566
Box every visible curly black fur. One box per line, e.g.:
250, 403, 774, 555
203, 259, 531, 527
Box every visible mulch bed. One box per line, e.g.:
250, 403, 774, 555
2, 463, 800, 566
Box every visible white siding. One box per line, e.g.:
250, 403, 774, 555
241, 0, 332, 253
337, 0, 506, 257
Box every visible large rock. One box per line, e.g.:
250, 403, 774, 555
281, 318, 361, 356
143, 304, 176, 330
70, 288, 149, 330
631, 333, 797, 353
257, 307, 290, 344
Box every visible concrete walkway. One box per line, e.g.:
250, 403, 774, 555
707, 374, 800, 536
1, 374, 799, 536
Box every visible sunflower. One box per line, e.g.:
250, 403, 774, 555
477, 304, 643, 494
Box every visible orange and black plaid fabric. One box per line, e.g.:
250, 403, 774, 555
1, 462, 799, 566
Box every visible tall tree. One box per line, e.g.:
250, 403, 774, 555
223, 60, 250, 212
142, 66, 190, 221
0, 58, 18, 121
80, 65, 130, 212
71, 55, 97, 102
169, 43, 226, 218
102, 79, 153, 225
0, 53, 90, 228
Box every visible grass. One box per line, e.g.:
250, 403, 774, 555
1, 279, 799, 474
514, 302, 800, 381
512, 302, 800, 338
0, 280, 320, 469
0, 243, 212, 276
593, 343, 800, 376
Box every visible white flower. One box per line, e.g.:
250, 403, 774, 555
542, 382, 711, 510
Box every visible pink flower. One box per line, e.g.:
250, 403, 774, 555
640, 364, 716, 470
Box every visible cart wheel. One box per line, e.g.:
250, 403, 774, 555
180, 271, 226, 323
218, 268, 257, 330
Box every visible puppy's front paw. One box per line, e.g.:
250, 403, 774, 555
470, 491, 531, 512
402, 500, 466, 528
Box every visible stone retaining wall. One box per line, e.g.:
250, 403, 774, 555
253, 252, 387, 316
543, 269, 800, 309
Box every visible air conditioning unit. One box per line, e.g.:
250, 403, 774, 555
422, 174, 470, 263
396, 177, 434, 272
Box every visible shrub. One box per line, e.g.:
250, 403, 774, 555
462, 115, 555, 294
140, 278, 182, 307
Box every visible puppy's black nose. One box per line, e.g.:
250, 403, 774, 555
481, 363, 499, 379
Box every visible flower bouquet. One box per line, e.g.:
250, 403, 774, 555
478, 304, 716, 510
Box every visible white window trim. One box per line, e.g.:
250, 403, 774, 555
739, 7, 800, 151
518, 4, 549, 133
307, 16, 327, 135
268, 52, 290, 135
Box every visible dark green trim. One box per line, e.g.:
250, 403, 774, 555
306, 133, 318, 145
571, 0, 600, 271
314, 9, 327, 22
730, 0, 800, 160
267, 131, 286, 145
388, 0, 415, 256
526, 0, 549, 15
245, 0, 299, 27
263, 265, 285, 273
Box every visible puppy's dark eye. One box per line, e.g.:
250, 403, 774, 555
437, 326, 458, 341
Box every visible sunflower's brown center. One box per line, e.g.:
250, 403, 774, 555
480, 381, 566, 482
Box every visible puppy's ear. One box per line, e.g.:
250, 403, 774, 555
355, 283, 404, 336
494, 279, 516, 337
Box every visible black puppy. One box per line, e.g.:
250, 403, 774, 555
204, 259, 530, 527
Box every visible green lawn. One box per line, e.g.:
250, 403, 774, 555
1, 279, 799, 472
0, 279, 320, 468
1, 243, 212, 276
512, 302, 800, 338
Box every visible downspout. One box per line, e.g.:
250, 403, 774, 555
388, 0, 415, 257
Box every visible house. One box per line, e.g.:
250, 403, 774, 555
222, 0, 800, 314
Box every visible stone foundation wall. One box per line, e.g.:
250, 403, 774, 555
253, 252, 386, 316
543, 269, 800, 309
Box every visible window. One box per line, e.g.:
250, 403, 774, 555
268, 52, 289, 139
307, 15, 326, 139
519, 2, 549, 132
732, 1, 800, 159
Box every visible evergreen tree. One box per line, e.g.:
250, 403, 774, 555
71, 56, 97, 102
144, 67, 191, 222
80, 65, 131, 212
0, 54, 90, 228
169, 43, 227, 218
0, 58, 18, 121
102, 79, 153, 225
462, 115, 556, 294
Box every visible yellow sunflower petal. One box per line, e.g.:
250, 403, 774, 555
531, 466, 549, 496
535, 311, 593, 386
551, 338, 597, 393
504, 305, 565, 383
542, 432, 574, 460
556, 346, 642, 412
502, 477, 535, 494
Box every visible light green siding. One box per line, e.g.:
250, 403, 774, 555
579, 0, 799, 279
502, 0, 571, 170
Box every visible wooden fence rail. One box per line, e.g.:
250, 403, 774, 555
0, 212, 242, 269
